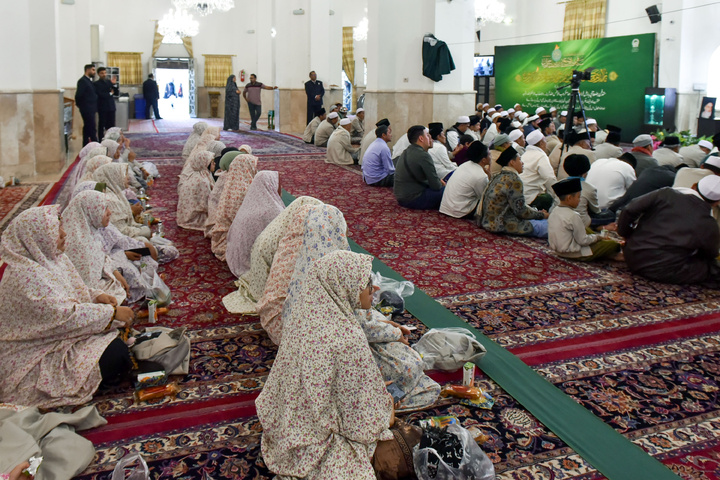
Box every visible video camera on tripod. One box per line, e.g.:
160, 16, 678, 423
557, 67, 595, 152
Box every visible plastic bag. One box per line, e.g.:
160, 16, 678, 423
141, 162, 160, 178
413, 424, 495, 480
139, 267, 172, 306
371, 272, 415, 314
412, 328, 486, 371
112, 453, 149, 480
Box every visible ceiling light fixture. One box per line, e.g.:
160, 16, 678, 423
173, 0, 234, 17
475, 0, 507, 26
158, 7, 199, 43
353, 17, 368, 41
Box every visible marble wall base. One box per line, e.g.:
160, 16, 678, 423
0, 90, 66, 179
362, 90, 476, 146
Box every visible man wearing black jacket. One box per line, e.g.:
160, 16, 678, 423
94, 67, 118, 139
75, 64, 98, 145
143, 74, 161, 120
304, 71, 324, 125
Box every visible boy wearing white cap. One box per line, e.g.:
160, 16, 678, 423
618, 175, 720, 286
326, 118, 359, 166
679, 139, 714, 168
446, 116, 471, 150
350, 108, 365, 142
313, 111, 339, 147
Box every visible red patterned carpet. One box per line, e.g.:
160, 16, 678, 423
44, 129, 720, 480
0, 183, 53, 232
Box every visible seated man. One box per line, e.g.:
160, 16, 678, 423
302, 107, 326, 144
554, 130, 597, 179
479, 146, 549, 238
519, 130, 556, 211
679, 139, 713, 168
326, 118, 358, 166
313, 111, 339, 147
548, 177, 621, 262
451, 134, 476, 166
630, 134, 659, 176
350, 108, 365, 142
446, 115, 471, 150
489, 133, 511, 177
562, 154, 614, 227
593, 127, 624, 160
362, 125, 395, 187
586, 152, 637, 209
609, 164, 676, 213
618, 175, 720, 286
653, 135, 684, 168
393, 125, 445, 210
674, 155, 720, 188
427, 122, 458, 181
358, 118, 390, 165
508, 128, 526, 157
440, 141, 490, 219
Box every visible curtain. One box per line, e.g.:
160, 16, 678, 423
342, 26, 356, 111
182, 37, 194, 58
562, 0, 607, 41
106, 52, 143, 84
152, 22, 163, 57
204, 55, 233, 87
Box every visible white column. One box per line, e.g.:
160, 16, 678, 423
0, 3, 32, 90
28, 0, 61, 90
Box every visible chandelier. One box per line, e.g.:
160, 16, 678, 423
173, 0, 234, 16
475, 0, 506, 26
353, 17, 368, 41
158, 8, 199, 43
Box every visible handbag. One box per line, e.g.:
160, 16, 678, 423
131, 327, 190, 375
372, 421, 423, 480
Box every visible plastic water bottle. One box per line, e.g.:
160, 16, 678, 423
157, 221, 164, 237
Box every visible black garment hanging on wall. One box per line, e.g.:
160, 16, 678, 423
422, 34, 456, 82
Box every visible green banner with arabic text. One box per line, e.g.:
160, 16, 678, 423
495, 33, 655, 140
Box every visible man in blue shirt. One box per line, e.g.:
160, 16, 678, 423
362, 125, 395, 187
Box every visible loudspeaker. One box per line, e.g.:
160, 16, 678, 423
646, 5, 661, 24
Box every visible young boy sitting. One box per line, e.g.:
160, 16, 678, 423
548, 177, 622, 261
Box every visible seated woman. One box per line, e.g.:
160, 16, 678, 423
63, 191, 129, 304
226, 171, 285, 277
61, 146, 108, 210
187, 126, 221, 165
93, 163, 152, 239
357, 308, 440, 411
177, 150, 215, 231
78, 155, 112, 183
210, 151, 258, 261
211, 146, 239, 181
101, 139, 122, 161
256, 250, 395, 479
222, 196, 322, 314
182, 121, 208, 163
0, 206, 135, 408
205, 146, 252, 237
479, 146, 549, 238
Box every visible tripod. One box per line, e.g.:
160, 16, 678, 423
557, 69, 594, 154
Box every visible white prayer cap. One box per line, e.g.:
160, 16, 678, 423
549, 107, 557, 113
511, 120, 521, 128
514, 103, 521, 108
527, 114, 539, 122
457, 115, 471, 124
706, 156, 720, 169
535, 107, 546, 114
508, 129, 524, 142
560, 110, 568, 116
328, 112, 339, 119
586, 118, 597, 126
516, 111, 528, 121
483, 103, 489, 107
356, 108, 364, 113
507, 108, 515, 114
339, 118, 352, 126
699, 140, 713, 150
491, 112, 501, 120
487, 108, 497, 114
526, 129, 544, 145
632, 134, 653, 147
698, 175, 720, 201
500, 111, 509, 117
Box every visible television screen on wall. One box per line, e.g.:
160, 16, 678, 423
474, 55, 494, 77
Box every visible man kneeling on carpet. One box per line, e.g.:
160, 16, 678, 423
394, 125, 445, 210
548, 177, 622, 262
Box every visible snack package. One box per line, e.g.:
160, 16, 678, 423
440, 385, 485, 401
23, 456, 43, 477
418, 415, 458, 429
134, 383, 180, 403
148, 300, 158, 324
459, 391, 494, 410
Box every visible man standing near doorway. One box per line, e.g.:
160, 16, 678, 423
243, 74, 278, 130
94, 67, 118, 139
143, 74, 161, 120
304, 71, 324, 125
75, 64, 98, 145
